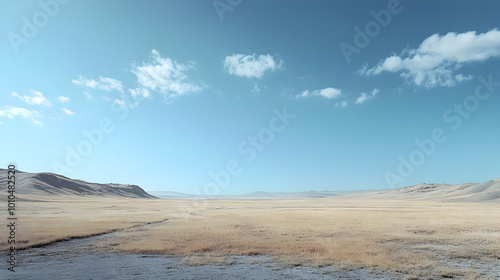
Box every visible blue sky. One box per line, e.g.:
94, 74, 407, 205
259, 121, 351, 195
1, 0, 500, 194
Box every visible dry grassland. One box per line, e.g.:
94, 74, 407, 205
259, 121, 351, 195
2, 196, 499, 279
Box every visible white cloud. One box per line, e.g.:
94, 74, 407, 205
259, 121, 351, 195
361, 29, 500, 87
358, 64, 368, 76
336, 101, 348, 108
296, 90, 310, 99
355, 93, 370, 104
318, 88, 342, 99
355, 88, 379, 104
295, 87, 342, 100
62, 108, 75, 115
0, 107, 43, 125
455, 74, 473, 82
113, 99, 126, 108
131, 49, 201, 99
12, 90, 53, 106
129, 87, 151, 99
102, 96, 112, 102
57, 96, 70, 103
251, 84, 261, 93
83, 91, 94, 100
223, 53, 282, 78
72, 75, 124, 92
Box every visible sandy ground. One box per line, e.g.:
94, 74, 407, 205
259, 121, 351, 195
5, 231, 399, 280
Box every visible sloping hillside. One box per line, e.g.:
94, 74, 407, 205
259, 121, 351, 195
0, 169, 156, 199
344, 179, 500, 203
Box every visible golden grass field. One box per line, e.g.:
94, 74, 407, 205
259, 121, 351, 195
3, 196, 500, 279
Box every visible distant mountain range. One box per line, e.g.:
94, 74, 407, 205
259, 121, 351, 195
149, 190, 365, 199
152, 181, 500, 202
1, 169, 499, 202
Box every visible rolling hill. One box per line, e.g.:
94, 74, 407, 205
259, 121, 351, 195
1, 168, 498, 202
0, 169, 156, 199
342, 179, 500, 203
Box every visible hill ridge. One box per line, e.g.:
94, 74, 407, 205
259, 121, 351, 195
0, 169, 156, 199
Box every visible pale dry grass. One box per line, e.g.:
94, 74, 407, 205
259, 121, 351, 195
2, 196, 499, 278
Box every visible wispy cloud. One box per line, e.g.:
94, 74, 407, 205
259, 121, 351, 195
455, 74, 473, 82
297, 90, 310, 98
72, 75, 124, 92
295, 87, 342, 100
355, 88, 379, 104
360, 29, 500, 87
83, 91, 94, 100
0, 107, 43, 125
57, 96, 70, 103
113, 99, 126, 107
129, 87, 151, 99
318, 88, 342, 99
130, 49, 201, 100
224, 53, 282, 78
251, 84, 261, 94
62, 108, 75, 115
336, 101, 348, 108
12, 90, 53, 106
